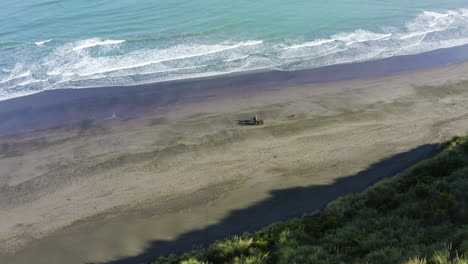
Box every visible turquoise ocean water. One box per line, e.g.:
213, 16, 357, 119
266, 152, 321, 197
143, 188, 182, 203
1, 0, 468, 100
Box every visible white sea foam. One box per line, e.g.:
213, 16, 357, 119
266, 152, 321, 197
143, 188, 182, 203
0, 71, 30, 84
282, 8, 468, 70
16, 79, 47, 87
72, 38, 125, 51
51, 40, 263, 77
286, 39, 335, 49
398, 31, 428, 40
224, 55, 250, 62
333, 30, 392, 45
35, 39, 52, 46
286, 31, 392, 50
2, 9, 468, 101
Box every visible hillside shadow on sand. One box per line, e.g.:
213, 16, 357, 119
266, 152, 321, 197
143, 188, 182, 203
93, 143, 440, 264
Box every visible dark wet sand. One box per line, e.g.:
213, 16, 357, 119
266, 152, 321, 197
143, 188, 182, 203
2, 44, 468, 136
2, 45, 468, 264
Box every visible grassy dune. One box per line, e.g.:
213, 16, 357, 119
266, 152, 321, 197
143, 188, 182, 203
153, 136, 468, 264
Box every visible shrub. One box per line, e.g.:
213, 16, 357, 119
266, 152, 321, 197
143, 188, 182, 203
415, 184, 433, 198
180, 259, 208, 264
398, 172, 436, 192
365, 188, 400, 213
404, 257, 428, 264
302, 212, 341, 239
206, 237, 253, 263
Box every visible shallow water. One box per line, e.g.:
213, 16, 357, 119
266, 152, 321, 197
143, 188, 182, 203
1, 0, 468, 100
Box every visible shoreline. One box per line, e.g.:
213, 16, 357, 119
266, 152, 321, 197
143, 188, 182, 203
1, 47, 468, 263
2, 44, 468, 136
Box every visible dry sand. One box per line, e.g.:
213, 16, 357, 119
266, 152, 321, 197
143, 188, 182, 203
1, 61, 468, 263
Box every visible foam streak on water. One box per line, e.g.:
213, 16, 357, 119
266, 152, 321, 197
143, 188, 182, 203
1, 6, 468, 101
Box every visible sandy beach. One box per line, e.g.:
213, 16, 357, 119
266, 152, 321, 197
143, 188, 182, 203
1, 54, 468, 263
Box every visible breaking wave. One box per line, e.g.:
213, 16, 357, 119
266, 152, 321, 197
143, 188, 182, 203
35, 39, 52, 46
1, 9, 468, 101
71, 38, 125, 51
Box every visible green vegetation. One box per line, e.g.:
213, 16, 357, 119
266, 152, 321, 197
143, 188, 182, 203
153, 136, 468, 264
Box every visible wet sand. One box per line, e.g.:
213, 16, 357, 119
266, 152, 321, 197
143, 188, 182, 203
2, 49, 468, 263
2, 44, 468, 136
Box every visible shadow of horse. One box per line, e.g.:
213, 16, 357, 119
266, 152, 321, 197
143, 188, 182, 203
237, 119, 255, 126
